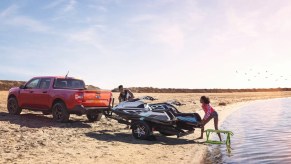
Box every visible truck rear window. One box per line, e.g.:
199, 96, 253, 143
54, 79, 85, 89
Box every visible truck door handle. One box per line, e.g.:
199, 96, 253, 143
42, 91, 47, 93
30, 91, 34, 93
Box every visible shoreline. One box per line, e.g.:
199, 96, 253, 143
193, 101, 252, 164
200, 97, 291, 163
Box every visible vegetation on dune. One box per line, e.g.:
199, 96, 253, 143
0, 80, 25, 91
112, 87, 291, 93
1, 80, 290, 93
86, 85, 100, 90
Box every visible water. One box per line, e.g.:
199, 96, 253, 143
218, 98, 291, 163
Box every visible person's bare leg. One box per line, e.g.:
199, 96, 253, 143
198, 126, 204, 139
198, 117, 211, 139
214, 117, 222, 141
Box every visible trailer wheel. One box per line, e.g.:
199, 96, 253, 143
132, 121, 152, 140
86, 113, 102, 122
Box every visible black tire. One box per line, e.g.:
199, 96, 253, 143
131, 121, 152, 140
52, 102, 70, 123
7, 97, 22, 115
86, 113, 102, 122
158, 131, 176, 136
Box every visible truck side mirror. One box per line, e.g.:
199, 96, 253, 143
19, 85, 25, 89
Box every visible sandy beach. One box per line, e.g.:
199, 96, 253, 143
1, 91, 291, 164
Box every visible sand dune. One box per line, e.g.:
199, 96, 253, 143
1, 91, 291, 164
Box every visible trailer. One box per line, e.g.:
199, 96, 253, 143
103, 97, 202, 140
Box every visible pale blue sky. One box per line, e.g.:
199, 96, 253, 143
1, 0, 291, 89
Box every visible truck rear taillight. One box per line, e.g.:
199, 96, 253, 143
75, 92, 84, 103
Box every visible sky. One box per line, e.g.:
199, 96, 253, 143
0, 0, 291, 89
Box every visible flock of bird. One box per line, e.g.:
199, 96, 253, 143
235, 69, 290, 82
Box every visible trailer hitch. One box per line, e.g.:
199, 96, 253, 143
103, 98, 114, 117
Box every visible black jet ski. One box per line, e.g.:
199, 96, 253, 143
104, 96, 202, 140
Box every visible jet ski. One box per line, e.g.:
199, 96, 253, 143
104, 96, 202, 140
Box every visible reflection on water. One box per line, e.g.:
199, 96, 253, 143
220, 98, 291, 163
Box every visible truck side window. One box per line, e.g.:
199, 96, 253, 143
40, 78, 51, 89
26, 79, 40, 89
72, 81, 81, 88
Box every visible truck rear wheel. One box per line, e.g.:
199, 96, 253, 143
86, 113, 102, 122
52, 102, 70, 123
132, 121, 152, 140
7, 97, 22, 115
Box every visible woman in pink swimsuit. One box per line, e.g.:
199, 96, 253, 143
198, 96, 222, 141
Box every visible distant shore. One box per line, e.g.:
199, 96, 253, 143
1, 80, 291, 93
114, 87, 291, 93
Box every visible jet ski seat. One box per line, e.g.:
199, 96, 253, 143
149, 104, 202, 124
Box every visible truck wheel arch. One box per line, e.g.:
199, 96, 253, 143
8, 94, 19, 105
51, 98, 66, 109
8, 94, 17, 100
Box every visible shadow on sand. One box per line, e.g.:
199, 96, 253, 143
0, 112, 91, 128
86, 130, 206, 145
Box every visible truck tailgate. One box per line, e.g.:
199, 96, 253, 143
82, 90, 112, 107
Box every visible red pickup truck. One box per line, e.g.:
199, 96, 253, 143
7, 76, 112, 123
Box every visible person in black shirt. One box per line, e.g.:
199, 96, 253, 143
118, 85, 134, 102
118, 85, 134, 129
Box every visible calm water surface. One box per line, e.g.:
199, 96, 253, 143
218, 98, 291, 163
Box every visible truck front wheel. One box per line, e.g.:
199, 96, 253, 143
86, 113, 102, 122
52, 102, 70, 123
7, 97, 22, 115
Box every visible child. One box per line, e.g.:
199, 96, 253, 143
198, 96, 222, 141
